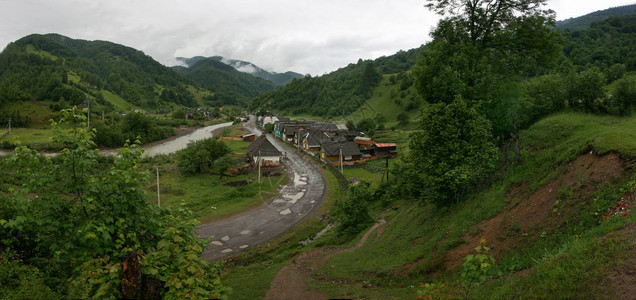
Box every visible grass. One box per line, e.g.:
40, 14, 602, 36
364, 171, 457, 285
473, 216, 634, 299
1, 101, 56, 128
186, 85, 215, 107
144, 163, 286, 223
218, 124, 252, 153
254, 112, 636, 299
101, 90, 143, 112
343, 167, 384, 189
347, 74, 422, 128
0, 128, 57, 150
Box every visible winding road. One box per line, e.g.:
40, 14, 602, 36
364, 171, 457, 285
197, 118, 327, 260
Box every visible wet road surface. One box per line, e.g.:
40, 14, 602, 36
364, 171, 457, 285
197, 119, 326, 260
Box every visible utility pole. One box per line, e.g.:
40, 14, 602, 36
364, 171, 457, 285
258, 149, 261, 184
339, 144, 343, 174
156, 167, 161, 207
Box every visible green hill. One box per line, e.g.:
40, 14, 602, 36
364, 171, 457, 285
251, 47, 420, 118
557, 4, 636, 31
0, 33, 200, 113
173, 58, 276, 106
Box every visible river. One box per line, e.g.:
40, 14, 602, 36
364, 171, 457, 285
0, 121, 234, 157
141, 121, 233, 157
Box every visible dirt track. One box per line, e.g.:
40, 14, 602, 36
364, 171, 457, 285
265, 220, 387, 300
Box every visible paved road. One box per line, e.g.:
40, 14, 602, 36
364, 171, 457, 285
197, 118, 327, 260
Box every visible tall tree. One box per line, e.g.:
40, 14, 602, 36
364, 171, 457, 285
407, 98, 498, 206
425, 0, 554, 45
416, 0, 562, 104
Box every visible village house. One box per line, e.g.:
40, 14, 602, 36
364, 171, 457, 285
374, 143, 398, 158
274, 121, 294, 139
301, 129, 329, 155
282, 125, 297, 143
354, 136, 376, 157
320, 140, 362, 166
247, 135, 281, 166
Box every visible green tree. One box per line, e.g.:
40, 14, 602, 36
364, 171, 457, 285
397, 112, 409, 126
1, 108, 226, 298
525, 73, 567, 120
331, 181, 374, 236
607, 63, 626, 82
360, 61, 381, 95
357, 117, 376, 135
177, 138, 230, 175
612, 77, 636, 115
572, 67, 605, 112
415, 0, 562, 105
407, 98, 498, 205
215, 155, 235, 179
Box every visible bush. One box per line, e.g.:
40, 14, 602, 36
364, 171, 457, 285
176, 138, 230, 175
331, 181, 374, 237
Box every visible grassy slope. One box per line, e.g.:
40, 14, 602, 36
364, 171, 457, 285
101, 90, 143, 112
280, 113, 635, 299
347, 74, 421, 128
272, 73, 422, 129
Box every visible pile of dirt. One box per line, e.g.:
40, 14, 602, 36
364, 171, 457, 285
444, 152, 628, 270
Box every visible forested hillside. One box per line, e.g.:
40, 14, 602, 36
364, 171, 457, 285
563, 14, 636, 71
172, 57, 277, 107
250, 58, 387, 117
557, 4, 636, 31
0, 34, 198, 112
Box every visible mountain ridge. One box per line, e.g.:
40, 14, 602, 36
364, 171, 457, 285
556, 4, 636, 30
176, 56, 303, 86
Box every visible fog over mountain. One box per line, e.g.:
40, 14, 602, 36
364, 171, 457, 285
176, 56, 304, 86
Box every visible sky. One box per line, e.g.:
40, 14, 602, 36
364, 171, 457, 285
0, 0, 634, 75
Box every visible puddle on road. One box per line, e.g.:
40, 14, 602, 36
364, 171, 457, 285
284, 191, 305, 204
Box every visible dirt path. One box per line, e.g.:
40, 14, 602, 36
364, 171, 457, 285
265, 220, 387, 300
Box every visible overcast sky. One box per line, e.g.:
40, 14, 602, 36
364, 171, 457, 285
0, 0, 633, 75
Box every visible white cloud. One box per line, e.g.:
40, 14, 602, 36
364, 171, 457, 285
0, 0, 633, 75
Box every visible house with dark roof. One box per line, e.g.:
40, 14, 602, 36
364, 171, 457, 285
282, 125, 297, 143
247, 135, 281, 166
320, 140, 362, 166
301, 129, 329, 155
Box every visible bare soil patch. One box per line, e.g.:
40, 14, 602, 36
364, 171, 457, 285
444, 153, 628, 270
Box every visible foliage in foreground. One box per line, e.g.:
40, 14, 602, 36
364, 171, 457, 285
0, 108, 226, 298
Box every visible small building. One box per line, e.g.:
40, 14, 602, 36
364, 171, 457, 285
320, 141, 361, 166
241, 133, 256, 142
283, 125, 297, 143
247, 135, 281, 166
375, 143, 397, 158
354, 136, 376, 156
301, 129, 327, 155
